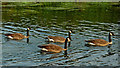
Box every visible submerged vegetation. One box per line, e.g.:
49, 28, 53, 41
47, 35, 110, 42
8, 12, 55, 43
2, 2, 120, 25
2, 2, 120, 24
2, 2, 120, 10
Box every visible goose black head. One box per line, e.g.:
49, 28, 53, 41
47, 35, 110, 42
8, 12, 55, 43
109, 32, 114, 36
27, 27, 31, 30
66, 37, 71, 42
69, 30, 72, 34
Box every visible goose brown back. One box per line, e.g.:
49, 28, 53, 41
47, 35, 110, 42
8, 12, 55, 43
38, 44, 67, 53
5, 33, 29, 40
48, 36, 65, 43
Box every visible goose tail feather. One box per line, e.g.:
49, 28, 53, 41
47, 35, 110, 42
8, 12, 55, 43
38, 45, 45, 48
85, 40, 91, 42
4, 34, 11, 36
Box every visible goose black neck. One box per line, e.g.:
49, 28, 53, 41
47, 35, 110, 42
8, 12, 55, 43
64, 38, 68, 49
69, 32, 71, 40
109, 33, 112, 42
27, 29, 29, 36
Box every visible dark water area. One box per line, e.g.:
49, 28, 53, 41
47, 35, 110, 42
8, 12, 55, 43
1, 3, 120, 66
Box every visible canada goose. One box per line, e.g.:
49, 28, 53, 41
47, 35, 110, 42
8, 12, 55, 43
85, 32, 114, 46
47, 30, 72, 43
38, 37, 70, 53
4, 27, 31, 40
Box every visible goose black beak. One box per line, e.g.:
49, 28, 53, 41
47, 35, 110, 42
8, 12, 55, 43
71, 30, 75, 33
72, 31, 75, 33
69, 38, 73, 41
70, 39, 73, 41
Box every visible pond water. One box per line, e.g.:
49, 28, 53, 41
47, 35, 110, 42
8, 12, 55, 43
1, 3, 120, 66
